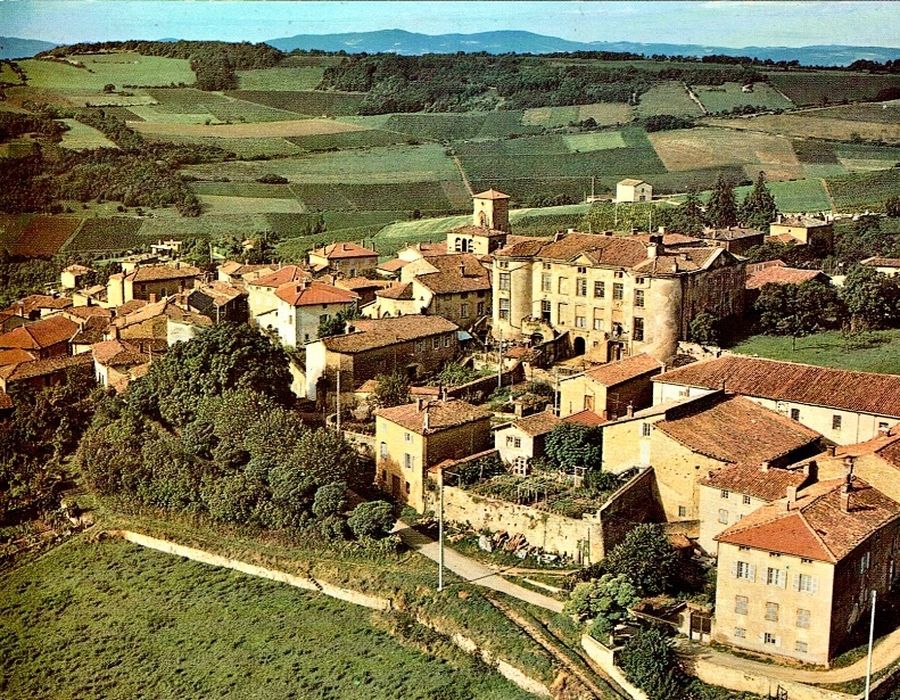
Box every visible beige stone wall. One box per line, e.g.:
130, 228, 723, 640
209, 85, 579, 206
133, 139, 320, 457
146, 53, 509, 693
697, 483, 767, 554
600, 415, 661, 474
688, 656, 854, 700
715, 541, 836, 665
492, 257, 534, 341
559, 373, 608, 417
650, 428, 724, 521
494, 424, 537, 465
580, 634, 650, 700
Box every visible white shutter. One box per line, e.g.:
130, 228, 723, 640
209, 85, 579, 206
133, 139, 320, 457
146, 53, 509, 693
781, 571, 787, 589
793, 574, 800, 592
749, 564, 757, 582
811, 576, 819, 593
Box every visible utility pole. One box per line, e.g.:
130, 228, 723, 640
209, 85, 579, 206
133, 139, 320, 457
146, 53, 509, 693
438, 469, 445, 592
336, 365, 341, 433
553, 367, 560, 416
497, 327, 503, 389
865, 588, 876, 700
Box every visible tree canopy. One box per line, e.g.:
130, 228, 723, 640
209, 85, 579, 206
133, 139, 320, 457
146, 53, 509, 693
740, 171, 778, 229
705, 174, 739, 229
605, 523, 679, 596
840, 265, 900, 330
544, 423, 603, 471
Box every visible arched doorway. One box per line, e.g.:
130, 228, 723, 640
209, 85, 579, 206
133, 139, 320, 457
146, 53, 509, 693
573, 336, 586, 356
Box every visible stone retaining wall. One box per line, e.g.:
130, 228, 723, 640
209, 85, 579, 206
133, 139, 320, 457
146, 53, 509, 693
580, 634, 649, 700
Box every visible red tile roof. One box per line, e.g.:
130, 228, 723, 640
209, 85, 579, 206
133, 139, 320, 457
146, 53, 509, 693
311, 242, 378, 260
127, 264, 201, 283
323, 315, 458, 354
450, 224, 508, 238
655, 355, 900, 419
701, 463, 810, 502
746, 266, 827, 290
0, 316, 78, 351
583, 353, 663, 387
376, 398, 491, 434
0, 348, 36, 367
656, 395, 820, 467
773, 215, 832, 229
473, 188, 509, 200
563, 409, 607, 427
376, 282, 414, 300
412, 254, 491, 294
250, 265, 311, 288
701, 226, 764, 241
377, 258, 410, 273
862, 257, 900, 269
0, 390, 12, 410
513, 410, 561, 437
9, 294, 72, 316
274, 281, 358, 307
65, 306, 113, 320
0, 352, 92, 383
716, 478, 900, 562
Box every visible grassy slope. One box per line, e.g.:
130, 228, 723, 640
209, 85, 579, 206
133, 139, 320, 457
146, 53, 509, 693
0, 537, 539, 700
729, 330, 900, 374
20, 53, 195, 91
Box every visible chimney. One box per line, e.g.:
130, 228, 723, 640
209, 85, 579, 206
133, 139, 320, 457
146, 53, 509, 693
110, 324, 119, 340
760, 460, 771, 472
841, 480, 852, 513
826, 445, 837, 457
554, 232, 563, 242
416, 397, 424, 411
658, 226, 666, 234
458, 262, 466, 278
149, 293, 157, 303
423, 406, 430, 432
803, 460, 818, 482
647, 243, 658, 260
785, 485, 798, 510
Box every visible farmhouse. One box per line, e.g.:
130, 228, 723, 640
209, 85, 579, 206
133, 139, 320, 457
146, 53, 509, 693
308, 241, 379, 278
653, 355, 900, 444
60, 264, 93, 290
0, 352, 93, 393
769, 214, 834, 253
376, 242, 448, 278
615, 179, 652, 203
91, 338, 150, 393
861, 256, 900, 277
559, 353, 663, 420
271, 280, 359, 349
491, 231, 745, 362
217, 261, 276, 285
6, 294, 72, 321
106, 263, 202, 307
714, 478, 900, 665
187, 281, 248, 324
0, 315, 78, 359
246, 265, 311, 323
375, 398, 492, 510
493, 409, 561, 471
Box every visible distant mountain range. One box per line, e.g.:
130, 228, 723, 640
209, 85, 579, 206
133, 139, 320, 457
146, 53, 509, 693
266, 29, 900, 67
0, 36, 56, 60
2, 30, 899, 67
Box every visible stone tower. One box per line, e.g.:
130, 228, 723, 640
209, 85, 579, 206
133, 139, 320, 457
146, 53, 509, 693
472, 189, 510, 232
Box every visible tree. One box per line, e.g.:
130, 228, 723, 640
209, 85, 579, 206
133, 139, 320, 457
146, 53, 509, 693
886, 196, 900, 218
318, 306, 359, 339
689, 311, 719, 345
373, 371, 409, 408
103, 83, 116, 93
671, 191, 706, 235
705, 174, 738, 228
564, 574, 639, 633
347, 500, 395, 539
544, 423, 603, 471
312, 482, 348, 519
740, 171, 778, 228
755, 280, 845, 345
618, 627, 687, 700
841, 265, 900, 330
605, 523, 678, 596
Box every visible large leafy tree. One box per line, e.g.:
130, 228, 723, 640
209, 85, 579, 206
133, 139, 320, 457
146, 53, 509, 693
671, 191, 706, 235
840, 265, 900, 330
618, 627, 687, 700
544, 423, 603, 471
740, 171, 778, 229
705, 174, 739, 229
564, 573, 639, 637
755, 280, 845, 341
605, 523, 679, 596
373, 371, 410, 408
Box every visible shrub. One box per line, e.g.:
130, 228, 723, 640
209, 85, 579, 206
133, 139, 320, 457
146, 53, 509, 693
312, 482, 348, 519
564, 573, 639, 628
619, 626, 688, 700
347, 500, 395, 539
605, 523, 679, 596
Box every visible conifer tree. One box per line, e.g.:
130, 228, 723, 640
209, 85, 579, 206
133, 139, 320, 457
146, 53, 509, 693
741, 170, 779, 229
706, 174, 739, 228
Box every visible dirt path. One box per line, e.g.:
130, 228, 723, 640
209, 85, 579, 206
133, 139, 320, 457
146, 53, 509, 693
452, 154, 475, 196
394, 521, 564, 613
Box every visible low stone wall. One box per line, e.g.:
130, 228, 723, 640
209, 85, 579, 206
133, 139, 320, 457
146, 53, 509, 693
687, 656, 854, 700
580, 634, 649, 700
445, 361, 525, 401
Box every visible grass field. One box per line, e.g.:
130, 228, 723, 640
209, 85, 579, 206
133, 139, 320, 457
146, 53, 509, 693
694, 82, 793, 114
64, 217, 146, 253
57, 118, 118, 150
709, 113, 900, 145
812, 101, 900, 125
834, 143, 900, 172
152, 134, 305, 158
290, 180, 470, 212
198, 195, 306, 215
236, 66, 325, 91
766, 72, 900, 106
0, 538, 538, 700
736, 178, 832, 212
226, 90, 365, 117
0, 62, 24, 85
636, 82, 704, 117
190, 182, 295, 198
730, 329, 900, 374
19, 53, 195, 91
522, 102, 632, 128
649, 126, 803, 181
146, 89, 299, 123
826, 169, 900, 212
131, 117, 367, 139
287, 128, 413, 151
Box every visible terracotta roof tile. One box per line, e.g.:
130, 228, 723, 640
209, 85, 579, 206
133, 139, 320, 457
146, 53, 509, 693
655, 355, 900, 419
250, 265, 311, 288
0, 348, 36, 366
412, 254, 491, 294
127, 264, 201, 283
473, 188, 509, 200
191, 281, 246, 307
773, 215, 831, 229
65, 306, 112, 320
376, 398, 491, 434
701, 463, 810, 501
494, 235, 553, 258
376, 282, 414, 300
9, 294, 72, 316
323, 315, 458, 354
0, 390, 12, 410
583, 353, 663, 387
563, 409, 607, 427
656, 395, 820, 466
746, 266, 827, 290
450, 224, 507, 238
0, 352, 92, 383
0, 316, 78, 350
716, 479, 900, 562
513, 410, 561, 437
275, 281, 358, 307
399, 242, 447, 257
862, 257, 900, 269
701, 226, 765, 241
377, 258, 410, 273
115, 300, 149, 316
618, 178, 646, 186
311, 242, 378, 260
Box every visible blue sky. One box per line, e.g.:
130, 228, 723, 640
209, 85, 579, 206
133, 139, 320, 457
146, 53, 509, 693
1, 1, 898, 48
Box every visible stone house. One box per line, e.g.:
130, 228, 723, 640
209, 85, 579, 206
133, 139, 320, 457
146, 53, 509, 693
745, 261, 830, 304
491, 231, 745, 362
302, 315, 459, 402
6, 294, 72, 321
246, 265, 311, 323
91, 338, 150, 392
559, 353, 663, 419
0, 315, 78, 359
493, 409, 561, 472
653, 355, 900, 444
187, 281, 248, 324
308, 241, 379, 278
375, 398, 492, 510
270, 280, 359, 349
375, 242, 447, 279
216, 261, 276, 286
616, 179, 652, 203
106, 263, 202, 307
698, 227, 765, 256
714, 478, 900, 665
860, 256, 900, 278
60, 264, 93, 290
769, 215, 834, 253
0, 352, 93, 393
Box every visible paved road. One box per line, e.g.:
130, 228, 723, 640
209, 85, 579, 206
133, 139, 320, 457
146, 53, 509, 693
683, 621, 900, 683
394, 521, 565, 613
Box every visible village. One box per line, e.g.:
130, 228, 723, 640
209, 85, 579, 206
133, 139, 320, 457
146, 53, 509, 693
2, 174, 900, 700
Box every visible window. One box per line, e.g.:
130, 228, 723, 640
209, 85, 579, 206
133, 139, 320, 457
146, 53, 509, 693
558, 303, 568, 324
319, 313, 330, 323
404, 432, 412, 443
634, 289, 644, 307
415, 340, 425, 353
769, 552, 781, 558
790, 408, 800, 421
577, 266, 587, 274
380, 442, 388, 459
614, 271, 624, 279
575, 315, 586, 328
613, 283, 624, 301
477, 302, 484, 316
795, 641, 808, 654
506, 436, 515, 447
641, 423, 651, 437
718, 509, 729, 524
498, 261, 509, 269
460, 303, 470, 318
513, 457, 528, 475
499, 298, 510, 320
541, 299, 551, 322
593, 318, 604, 331
514, 437, 522, 448
633, 317, 644, 342
678, 506, 687, 518
832, 414, 842, 431
796, 609, 811, 629
743, 494, 752, 505
801, 558, 813, 564
443, 334, 451, 347
558, 277, 569, 294
735, 561, 756, 581
541, 273, 551, 292
404, 453, 413, 469
594, 281, 605, 298
797, 573, 817, 593
542, 262, 551, 270
405, 481, 410, 493
880, 421, 890, 431
635, 277, 646, 285
721, 490, 730, 499
576, 278, 587, 296
734, 628, 746, 639
764, 633, 778, 646
767, 568, 785, 588
433, 336, 441, 348
499, 272, 510, 291
734, 596, 748, 615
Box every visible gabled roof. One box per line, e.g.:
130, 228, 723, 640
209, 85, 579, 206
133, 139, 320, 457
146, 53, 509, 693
655, 394, 821, 467
0, 348, 36, 367
92, 338, 149, 367
191, 281, 246, 307
716, 478, 900, 562
412, 254, 491, 294
65, 306, 112, 321
746, 265, 828, 290
450, 224, 508, 238
701, 226, 764, 241
376, 398, 491, 434
310, 242, 378, 260
773, 215, 832, 229
473, 188, 509, 200
654, 355, 900, 419
63, 263, 93, 275
127, 264, 201, 283
322, 315, 458, 354
249, 265, 311, 289
376, 282, 414, 300
582, 353, 663, 387
0, 352, 92, 383
377, 258, 411, 273
9, 294, 72, 316
618, 178, 647, 187
563, 409, 607, 427
512, 410, 561, 437
0, 316, 78, 350
274, 280, 358, 307
862, 257, 900, 269
335, 277, 393, 292
700, 463, 809, 502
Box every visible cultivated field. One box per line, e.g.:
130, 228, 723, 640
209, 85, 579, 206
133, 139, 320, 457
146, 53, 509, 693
0, 538, 538, 700
155, 135, 305, 158
57, 118, 119, 150
63, 217, 146, 253
131, 117, 367, 139
198, 195, 306, 215
0, 215, 82, 256
19, 53, 195, 91
522, 102, 632, 127
636, 82, 704, 117
236, 66, 325, 91
834, 143, 900, 172
225, 90, 365, 117
733, 178, 832, 213
708, 113, 900, 145
812, 100, 900, 125
766, 71, 900, 106
693, 82, 794, 114
826, 169, 900, 212
145, 89, 300, 123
